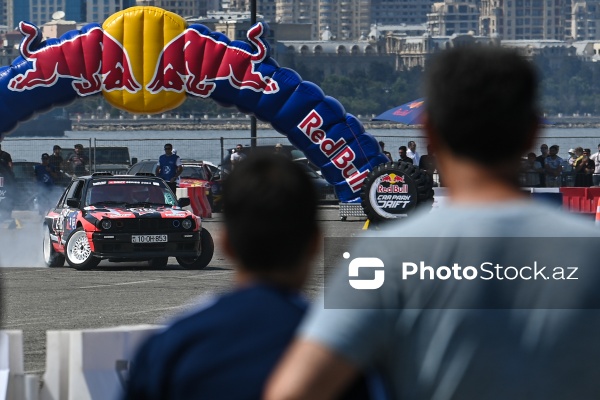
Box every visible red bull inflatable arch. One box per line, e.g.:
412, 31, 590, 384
0, 6, 399, 204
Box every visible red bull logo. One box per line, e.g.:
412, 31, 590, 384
8, 22, 141, 96
146, 23, 279, 98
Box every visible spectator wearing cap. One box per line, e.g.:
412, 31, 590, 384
590, 144, 600, 186
567, 148, 577, 166
49, 145, 63, 172
67, 144, 88, 176
574, 148, 595, 187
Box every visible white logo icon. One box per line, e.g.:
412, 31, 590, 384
346, 252, 385, 290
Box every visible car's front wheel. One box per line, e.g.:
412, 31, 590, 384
43, 226, 64, 268
176, 228, 214, 270
65, 227, 100, 270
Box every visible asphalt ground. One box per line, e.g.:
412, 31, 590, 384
0, 207, 367, 375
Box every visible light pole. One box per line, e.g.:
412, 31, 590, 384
250, 0, 257, 148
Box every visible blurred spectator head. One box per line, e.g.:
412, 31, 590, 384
222, 154, 319, 283
424, 46, 539, 166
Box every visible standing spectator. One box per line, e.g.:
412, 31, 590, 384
544, 144, 563, 187
123, 154, 320, 400
574, 147, 595, 187
520, 152, 543, 187
397, 146, 413, 164
419, 144, 439, 185
273, 143, 289, 158
67, 143, 88, 176
536, 143, 549, 186
230, 144, 247, 170
590, 143, 600, 186
155, 143, 182, 194
48, 145, 63, 172
406, 140, 420, 165
567, 148, 577, 166
267, 46, 600, 400
0, 142, 13, 178
34, 153, 58, 213
378, 141, 393, 162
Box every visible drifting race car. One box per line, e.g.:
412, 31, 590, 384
42, 172, 214, 270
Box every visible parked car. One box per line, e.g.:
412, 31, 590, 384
42, 172, 214, 270
126, 159, 217, 216
219, 146, 338, 204
63, 146, 136, 175
220, 144, 304, 174
293, 159, 338, 203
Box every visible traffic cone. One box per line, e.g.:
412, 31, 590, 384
596, 198, 600, 226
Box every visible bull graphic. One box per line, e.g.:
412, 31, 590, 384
8, 21, 141, 96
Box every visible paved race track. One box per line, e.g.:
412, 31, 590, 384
0, 208, 367, 375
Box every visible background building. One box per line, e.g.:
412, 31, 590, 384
427, 0, 479, 35
135, 0, 205, 17
5, 0, 136, 29
479, 0, 565, 40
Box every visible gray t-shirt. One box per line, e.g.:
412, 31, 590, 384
301, 200, 600, 400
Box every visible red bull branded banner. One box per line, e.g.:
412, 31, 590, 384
0, 6, 389, 203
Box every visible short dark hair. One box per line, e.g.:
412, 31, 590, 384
399, 146, 407, 151
425, 46, 539, 165
222, 154, 318, 271
53, 145, 61, 150
550, 145, 559, 151
74, 143, 83, 149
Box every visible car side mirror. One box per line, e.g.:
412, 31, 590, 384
178, 197, 191, 207
66, 198, 80, 208
211, 173, 221, 181
131, 157, 138, 165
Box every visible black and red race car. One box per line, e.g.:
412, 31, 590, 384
42, 172, 214, 270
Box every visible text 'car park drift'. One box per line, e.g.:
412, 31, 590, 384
42, 172, 214, 270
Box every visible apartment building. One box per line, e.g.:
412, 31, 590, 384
480, 0, 565, 40
371, 0, 433, 25
4, 0, 136, 29
571, 0, 600, 40
135, 0, 204, 17
427, 0, 479, 35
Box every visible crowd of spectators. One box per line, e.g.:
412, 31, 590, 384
521, 143, 600, 187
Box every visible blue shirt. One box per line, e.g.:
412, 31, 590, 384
123, 284, 308, 400
34, 164, 55, 187
157, 154, 181, 182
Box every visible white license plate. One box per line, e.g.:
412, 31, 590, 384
131, 235, 168, 243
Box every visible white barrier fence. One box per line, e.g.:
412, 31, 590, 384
1, 326, 163, 400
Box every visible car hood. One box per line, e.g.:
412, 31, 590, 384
84, 206, 193, 219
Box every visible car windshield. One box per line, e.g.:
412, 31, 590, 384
181, 166, 207, 180
85, 180, 177, 207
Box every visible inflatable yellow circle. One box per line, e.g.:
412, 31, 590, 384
102, 6, 187, 114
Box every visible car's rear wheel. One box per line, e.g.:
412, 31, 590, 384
176, 228, 214, 270
65, 227, 100, 270
43, 226, 64, 268
147, 257, 169, 269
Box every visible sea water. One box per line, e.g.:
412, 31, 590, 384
1, 127, 598, 166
